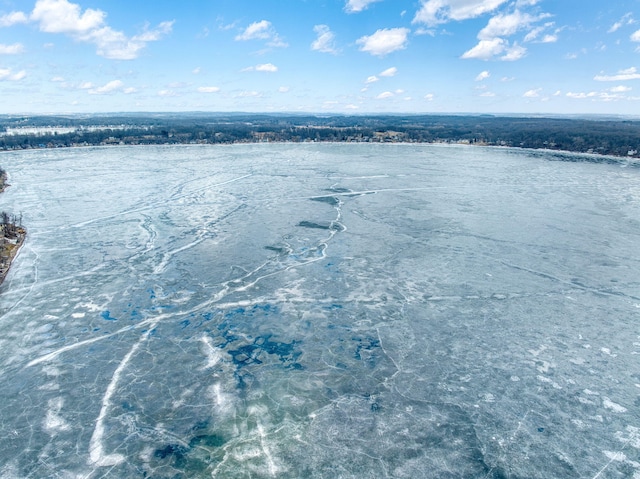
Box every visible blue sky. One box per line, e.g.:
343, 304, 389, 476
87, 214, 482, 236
1, 0, 640, 115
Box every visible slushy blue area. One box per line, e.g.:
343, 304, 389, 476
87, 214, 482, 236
0, 144, 639, 478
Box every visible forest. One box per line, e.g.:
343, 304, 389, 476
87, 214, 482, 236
0, 113, 639, 159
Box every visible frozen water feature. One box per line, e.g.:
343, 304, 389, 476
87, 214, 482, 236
0, 143, 639, 478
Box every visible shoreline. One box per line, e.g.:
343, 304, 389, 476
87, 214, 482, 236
0, 173, 26, 287
2, 140, 637, 164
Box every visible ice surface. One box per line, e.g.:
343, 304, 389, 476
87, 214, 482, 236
0, 143, 639, 478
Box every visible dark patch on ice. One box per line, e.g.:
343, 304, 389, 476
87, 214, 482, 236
100, 310, 117, 321
228, 334, 302, 369
311, 195, 340, 206
264, 245, 291, 255
189, 434, 226, 448
298, 220, 345, 231
154, 444, 188, 467
354, 336, 381, 361
298, 220, 331, 230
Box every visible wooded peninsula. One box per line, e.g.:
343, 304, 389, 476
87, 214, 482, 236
1, 113, 639, 159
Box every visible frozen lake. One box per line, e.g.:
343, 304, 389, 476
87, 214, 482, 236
0, 143, 639, 478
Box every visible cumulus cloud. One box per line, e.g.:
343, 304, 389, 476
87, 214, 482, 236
460, 7, 550, 61
424, 93, 435, 101
523, 88, 541, 97
376, 91, 394, 99
235, 20, 287, 47
0, 43, 24, 54
462, 38, 525, 60
500, 43, 526, 60
477, 10, 541, 40
24, 0, 173, 60
475, 70, 490, 81
413, 0, 509, 26
632, 30, 640, 42
356, 28, 410, 56
311, 25, 339, 54
0, 11, 29, 27
365, 75, 379, 84
278, 86, 290, 93
88, 79, 124, 94
0, 68, 26, 81
235, 20, 272, 41
197, 86, 220, 93
380, 66, 398, 77
610, 85, 631, 93
345, 0, 383, 13
243, 63, 278, 73
594, 67, 640, 81
31, 0, 104, 33
461, 38, 504, 59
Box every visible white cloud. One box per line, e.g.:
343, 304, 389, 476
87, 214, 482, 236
540, 33, 557, 43
197, 86, 220, 93
236, 90, 261, 98
478, 11, 537, 40
380, 66, 398, 77
311, 25, 338, 54
594, 67, 640, 81
30, 0, 104, 33
501, 43, 526, 60
356, 28, 410, 56
88, 79, 124, 94
345, 0, 383, 13
365, 75, 379, 84
475, 70, 490, 81
376, 91, 394, 99
235, 20, 272, 41
566, 91, 597, 99
461, 38, 504, 59
235, 20, 287, 47
0, 68, 26, 81
564, 89, 632, 102
192, 67, 201, 74
28, 0, 173, 60
413, 0, 509, 26
479, 91, 495, 97
0, 43, 24, 54
523, 88, 541, 97
610, 85, 631, 93
424, 93, 435, 101
631, 30, 640, 42
0, 11, 29, 27
256, 63, 278, 72
278, 86, 290, 93
78, 81, 93, 89
242, 63, 278, 73
609, 13, 634, 33
51, 76, 65, 82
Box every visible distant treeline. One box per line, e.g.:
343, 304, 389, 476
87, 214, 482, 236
1, 113, 639, 158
